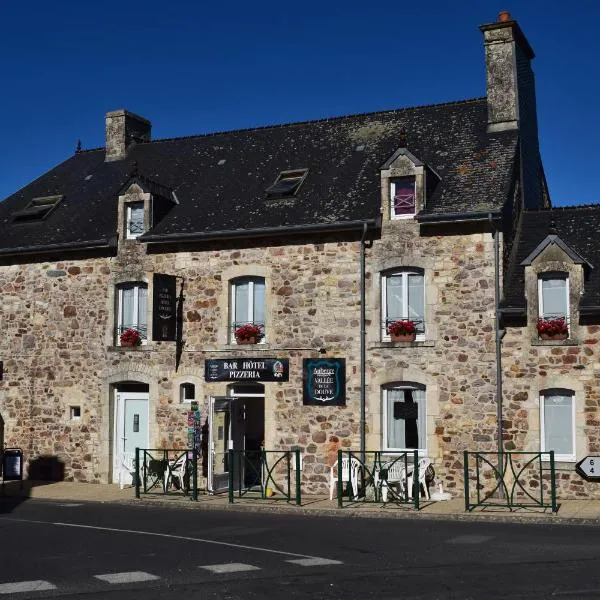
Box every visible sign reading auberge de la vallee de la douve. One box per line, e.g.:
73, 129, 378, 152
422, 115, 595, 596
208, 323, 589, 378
303, 358, 346, 406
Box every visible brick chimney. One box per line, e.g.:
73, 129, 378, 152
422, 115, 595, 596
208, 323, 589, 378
480, 12, 542, 209
480, 11, 536, 132
105, 109, 151, 162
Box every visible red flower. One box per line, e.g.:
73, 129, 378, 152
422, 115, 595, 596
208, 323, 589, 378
387, 320, 417, 336
120, 328, 142, 346
536, 317, 568, 336
234, 323, 263, 342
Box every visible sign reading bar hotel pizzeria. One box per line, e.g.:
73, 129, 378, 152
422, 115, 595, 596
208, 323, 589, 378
303, 358, 346, 406
205, 358, 289, 382
152, 274, 177, 341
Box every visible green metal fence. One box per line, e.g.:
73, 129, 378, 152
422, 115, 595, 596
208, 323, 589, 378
135, 448, 198, 501
227, 449, 301, 505
336, 450, 423, 509
463, 451, 558, 512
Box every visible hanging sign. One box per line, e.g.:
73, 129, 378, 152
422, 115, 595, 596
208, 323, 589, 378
303, 358, 346, 406
205, 358, 289, 382
152, 274, 177, 341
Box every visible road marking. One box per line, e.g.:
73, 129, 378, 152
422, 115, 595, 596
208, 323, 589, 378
446, 534, 494, 544
199, 563, 261, 574
94, 571, 160, 584
286, 557, 344, 566
0, 516, 335, 561
0, 580, 56, 594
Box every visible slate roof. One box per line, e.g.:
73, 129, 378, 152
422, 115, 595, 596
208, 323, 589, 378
502, 205, 600, 310
0, 98, 519, 255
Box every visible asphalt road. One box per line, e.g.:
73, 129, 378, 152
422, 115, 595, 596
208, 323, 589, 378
1, 497, 600, 599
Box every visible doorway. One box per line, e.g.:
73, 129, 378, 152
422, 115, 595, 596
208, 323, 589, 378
112, 384, 149, 485
207, 383, 265, 493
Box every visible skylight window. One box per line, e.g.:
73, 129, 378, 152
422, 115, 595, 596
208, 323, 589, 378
265, 169, 308, 197
12, 195, 63, 223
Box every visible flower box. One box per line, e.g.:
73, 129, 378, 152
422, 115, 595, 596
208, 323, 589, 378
237, 336, 257, 345
120, 328, 142, 347
540, 332, 568, 341
234, 323, 263, 345
390, 332, 417, 342
387, 319, 417, 342
536, 317, 568, 341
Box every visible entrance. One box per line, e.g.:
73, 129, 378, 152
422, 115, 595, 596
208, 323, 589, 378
112, 386, 149, 485
207, 383, 265, 493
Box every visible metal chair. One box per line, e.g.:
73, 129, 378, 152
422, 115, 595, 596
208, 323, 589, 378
329, 456, 362, 500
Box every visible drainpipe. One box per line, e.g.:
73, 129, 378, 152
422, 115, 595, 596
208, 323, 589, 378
360, 222, 368, 467
489, 213, 505, 484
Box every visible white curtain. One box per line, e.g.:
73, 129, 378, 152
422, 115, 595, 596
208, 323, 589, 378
541, 278, 567, 317
543, 393, 573, 456
386, 387, 426, 450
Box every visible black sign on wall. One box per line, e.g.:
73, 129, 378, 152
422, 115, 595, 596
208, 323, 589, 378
205, 358, 289, 382
303, 358, 346, 406
152, 274, 177, 341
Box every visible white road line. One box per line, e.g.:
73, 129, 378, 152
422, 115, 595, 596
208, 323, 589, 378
446, 534, 494, 544
94, 571, 160, 584
199, 563, 261, 574
0, 516, 334, 561
0, 580, 56, 594
286, 557, 344, 566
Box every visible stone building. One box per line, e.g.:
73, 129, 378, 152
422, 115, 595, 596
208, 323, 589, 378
3, 12, 591, 498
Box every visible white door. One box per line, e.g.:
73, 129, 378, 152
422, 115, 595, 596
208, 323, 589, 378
208, 396, 245, 493
113, 392, 149, 485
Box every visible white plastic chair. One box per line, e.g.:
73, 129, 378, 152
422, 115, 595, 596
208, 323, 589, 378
118, 452, 136, 490
376, 461, 407, 502
329, 456, 361, 500
164, 453, 187, 492
407, 458, 433, 500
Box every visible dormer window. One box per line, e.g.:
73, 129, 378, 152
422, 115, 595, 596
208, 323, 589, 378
12, 195, 63, 223
390, 177, 416, 219
126, 202, 144, 239
265, 169, 308, 198
538, 272, 569, 337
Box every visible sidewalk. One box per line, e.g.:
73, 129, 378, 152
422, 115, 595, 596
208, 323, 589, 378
3, 480, 600, 525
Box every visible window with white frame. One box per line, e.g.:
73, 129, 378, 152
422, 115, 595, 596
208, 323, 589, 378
126, 202, 145, 239
116, 282, 148, 344
382, 383, 426, 452
230, 277, 266, 343
390, 177, 416, 219
538, 272, 569, 329
381, 269, 425, 339
180, 383, 196, 403
540, 389, 576, 461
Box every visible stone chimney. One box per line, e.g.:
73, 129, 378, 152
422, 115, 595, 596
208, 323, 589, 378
105, 109, 151, 161
480, 11, 536, 132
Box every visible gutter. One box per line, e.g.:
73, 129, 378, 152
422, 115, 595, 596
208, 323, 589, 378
417, 210, 501, 225
0, 237, 116, 257
359, 222, 368, 467
140, 218, 381, 245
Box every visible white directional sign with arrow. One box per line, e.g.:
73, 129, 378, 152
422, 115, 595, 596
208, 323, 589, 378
575, 456, 600, 481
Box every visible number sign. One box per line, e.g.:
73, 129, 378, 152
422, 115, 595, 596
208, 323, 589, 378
575, 456, 600, 482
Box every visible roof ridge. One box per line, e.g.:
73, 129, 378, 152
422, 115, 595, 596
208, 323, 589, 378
77, 97, 487, 152
524, 203, 600, 212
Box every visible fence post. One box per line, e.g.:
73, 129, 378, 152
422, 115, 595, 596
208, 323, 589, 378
337, 450, 343, 508
135, 447, 140, 499
549, 450, 557, 512
295, 449, 302, 505
413, 450, 420, 511
143, 450, 148, 494
228, 449, 234, 504
191, 448, 198, 501
463, 450, 469, 512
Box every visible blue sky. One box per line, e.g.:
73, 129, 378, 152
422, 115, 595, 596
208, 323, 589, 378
1, 1, 598, 206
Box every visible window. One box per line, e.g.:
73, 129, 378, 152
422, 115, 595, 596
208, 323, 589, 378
540, 389, 575, 461
538, 272, 569, 334
180, 383, 196, 403
383, 383, 426, 453
381, 269, 425, 339
266, 169, 308, 197
390, 177, 416, 218
12, 195, 63, 223
69, 406, 81, 421
230, 277, 265, 343
126, 202, 145, 239
116, 283, 148, 344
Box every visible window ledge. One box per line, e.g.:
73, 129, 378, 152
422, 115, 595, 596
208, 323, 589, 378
531, 338, 579, 346
374, 340, 435, 348
108, 345, 151, 352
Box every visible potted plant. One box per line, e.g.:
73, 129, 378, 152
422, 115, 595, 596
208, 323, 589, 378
234, 323, 263, 345
387, 319, 417, 342
120, 327, 142, 347
537, 317, 568, 341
